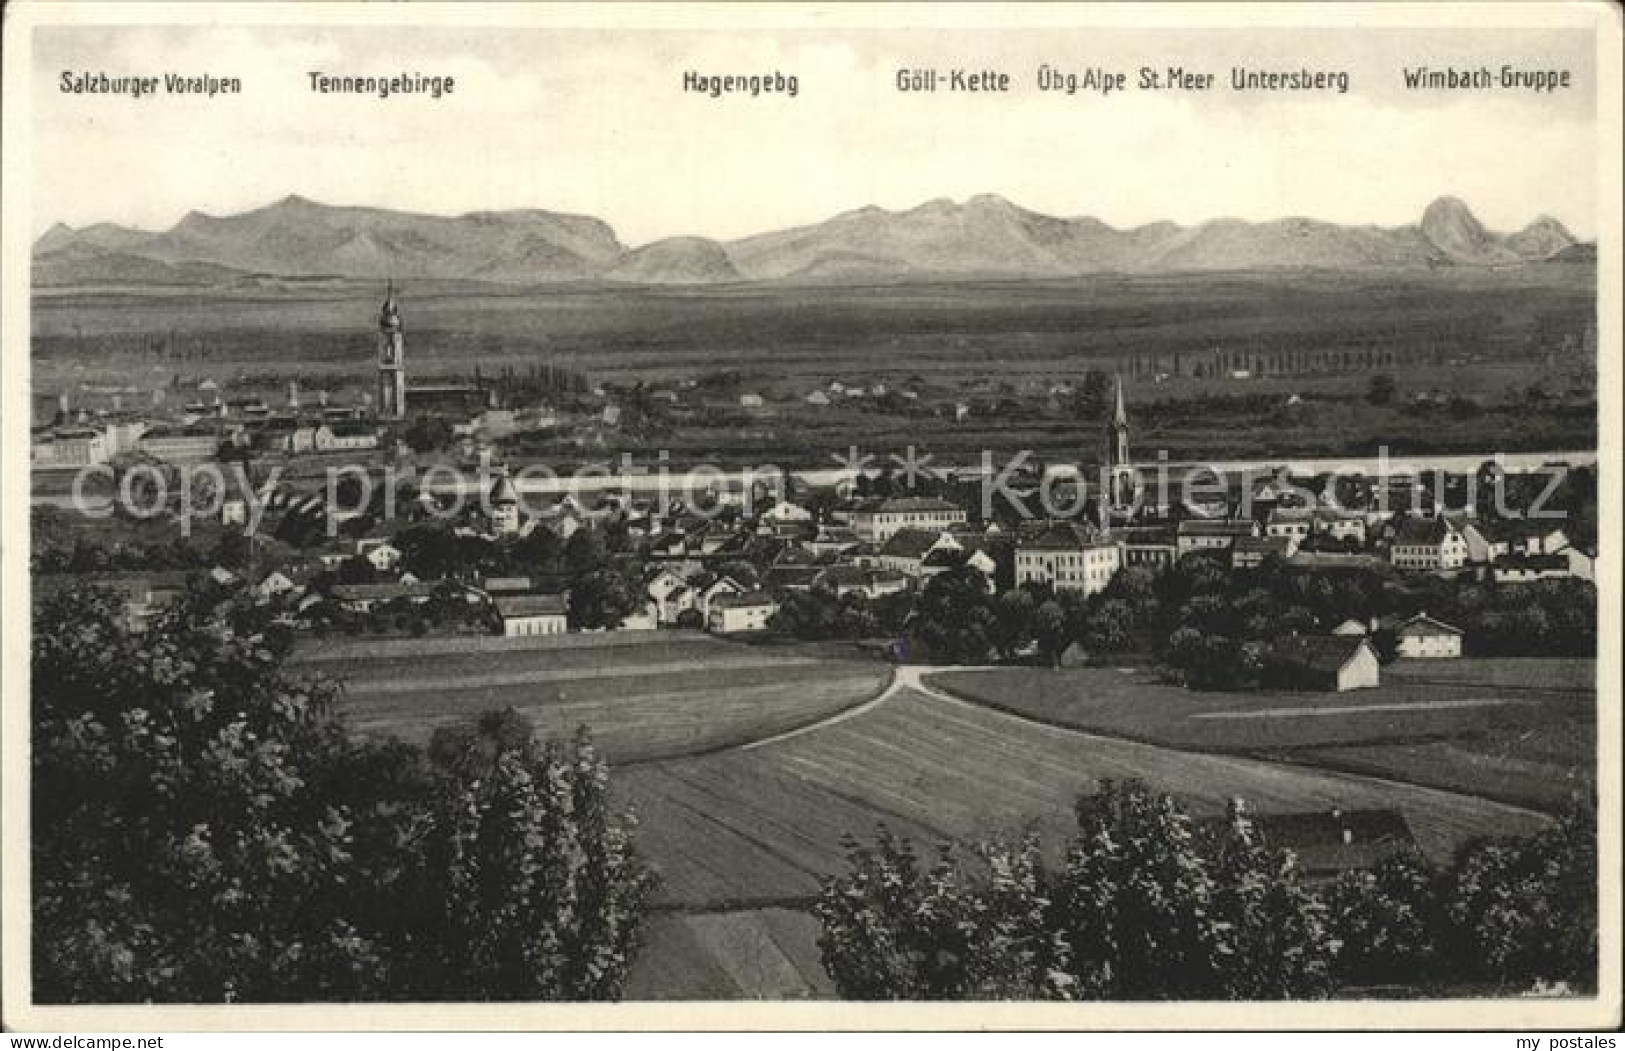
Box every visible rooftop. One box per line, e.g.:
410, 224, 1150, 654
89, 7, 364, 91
1202, 809, 1417, 877
860, 495, 963, 515
712, 590, 778, 610
494, 594, 568, 618
878, 527, 944, 559
1018, 521, 1103, 552
1269, 634, 1373, 674
1177, 518, 1257, 536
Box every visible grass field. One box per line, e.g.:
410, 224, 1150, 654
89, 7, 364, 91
626, 908, 832, 1000
290, 632, 892, 764
927, 659, 1594, 811
618, 685, 1552, 912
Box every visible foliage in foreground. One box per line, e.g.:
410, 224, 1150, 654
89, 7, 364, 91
32, 585, 654, 1003
815, 780, 1596, 1000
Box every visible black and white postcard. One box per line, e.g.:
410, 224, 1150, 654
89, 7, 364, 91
1, 0, 1618, 1032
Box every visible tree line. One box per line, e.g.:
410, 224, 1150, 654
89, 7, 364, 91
815, 780, 1596, 999
32, 584, 654, 1002
890, 553, 1596, 683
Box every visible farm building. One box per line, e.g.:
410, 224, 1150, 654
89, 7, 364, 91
1463, 518, 1571, 563
494, 594, 568, 637
1395, 614, 1463, 659
708, 591, 779, 634
330, 581, 434, 614
1204, 807, 1418, 882
1268, 635, 1381, 692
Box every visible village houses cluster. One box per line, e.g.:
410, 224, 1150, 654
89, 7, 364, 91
33, 289, 1597, 694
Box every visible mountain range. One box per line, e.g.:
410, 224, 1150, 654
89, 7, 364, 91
33, 193, 1588, 288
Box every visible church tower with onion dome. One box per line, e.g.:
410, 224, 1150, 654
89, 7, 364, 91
377, 282, 407, 419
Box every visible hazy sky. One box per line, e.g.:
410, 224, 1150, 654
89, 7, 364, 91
32, 23, 1600, 245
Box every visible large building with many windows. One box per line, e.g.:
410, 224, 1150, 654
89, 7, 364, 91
851, 495, 967, 543
1015, 521, 1122, 596
1388, 515, 1469, 571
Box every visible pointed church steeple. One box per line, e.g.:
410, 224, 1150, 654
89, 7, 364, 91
1108, 374, 1130, 469
376, 282, 407, 417
1103, 374, 1133, 511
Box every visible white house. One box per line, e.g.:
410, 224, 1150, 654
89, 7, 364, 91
495, 594, 568, 637
1395, 614, 1464, 659
1264, 508, 1314, 550
356, 538, 403, 573
695, 575, 748, 621
707, 591, 779, 634
760, 500, 813, 524
256, 570, 300, 601
645, 568, 696, 624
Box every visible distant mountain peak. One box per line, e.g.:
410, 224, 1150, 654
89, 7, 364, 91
1520, 214, 1574, 237
606, 236, 741, 285
1419, 196, 1514, 264
1506, 214, 1578, 261
34, 222, 76, 253
1421, 195, 1482, 230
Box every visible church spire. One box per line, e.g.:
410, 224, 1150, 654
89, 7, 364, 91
1107, 374, 1130, 469
1103, 374, 1133, 511
377, 281, 406, 417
